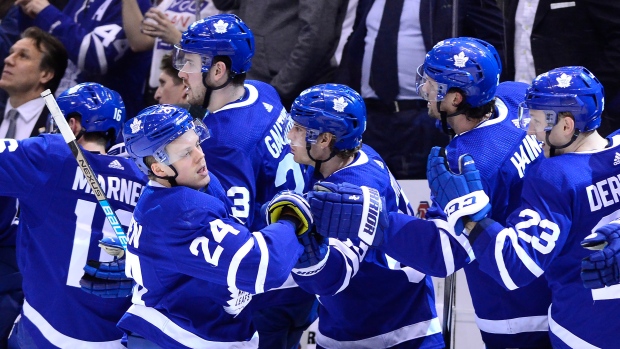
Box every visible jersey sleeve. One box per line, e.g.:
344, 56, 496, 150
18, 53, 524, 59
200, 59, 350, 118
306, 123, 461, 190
377, 200, 475, 277
292, 236, 370, 296
0, 137, 57, 198
152, 196, 304, 294
24, 0, 149, 75
469, 175, 572, 290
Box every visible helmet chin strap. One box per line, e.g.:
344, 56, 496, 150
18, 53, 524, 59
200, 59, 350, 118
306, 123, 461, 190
201, 72, 235, 109
306, 143, 336, 180
545, 130, 580, 157
437, 101, 468, 136
147, 161, 180, 187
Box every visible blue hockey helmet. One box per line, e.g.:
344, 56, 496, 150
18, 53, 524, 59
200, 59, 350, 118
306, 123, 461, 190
417, 37, 502, 107
173, 14, 254, 75
123, 104, 210, 174
290, 84, 367, 151
520, 66, 604, 133
56, 82, 125, 142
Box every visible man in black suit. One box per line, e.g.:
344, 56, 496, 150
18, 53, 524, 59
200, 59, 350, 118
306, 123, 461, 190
337, 0, 507, 179
499, 0, 620, 136
0, 26, 67, 139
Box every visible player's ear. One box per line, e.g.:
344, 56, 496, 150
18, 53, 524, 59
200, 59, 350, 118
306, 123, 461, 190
68, 117, 80, 136
318, 132, 333, 149
561, 113, 576, 134
150, 161, 168, 177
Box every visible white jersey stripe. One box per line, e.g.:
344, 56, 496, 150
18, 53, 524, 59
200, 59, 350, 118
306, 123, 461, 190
23, 299, 124, 348
548, 306, 600, 349
126, 304, 259, 348
317, 316, 441, 349
475, 314, 548, 334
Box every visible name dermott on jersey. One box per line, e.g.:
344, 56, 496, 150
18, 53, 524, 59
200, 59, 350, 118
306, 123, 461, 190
71, 166, 143, 207
265, 108, 293, 159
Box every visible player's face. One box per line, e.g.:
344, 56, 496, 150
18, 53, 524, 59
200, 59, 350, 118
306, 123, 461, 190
154, 72, 187, 104
287, 122, 312, 165
166, 130, 210, 189
178, 69, 206, 106
0, 38, 50, 95
419, 76, 445, 119
528, 109, 564, 157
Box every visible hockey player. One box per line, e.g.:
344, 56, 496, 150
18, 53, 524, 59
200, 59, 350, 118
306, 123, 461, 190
308, 38, 554, 348
432, 66, 620, 348
581, 218, 620, 289
286, 83, 443, 349
117, 104, 313, 348
2, 83, 147, 348
174, 14, 315, 349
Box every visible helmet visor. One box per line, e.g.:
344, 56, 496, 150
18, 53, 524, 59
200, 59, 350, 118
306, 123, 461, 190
415, 65, 446, 102
153, 118, 211, 164
173, 45, 213, 73
518, 102, 557, 133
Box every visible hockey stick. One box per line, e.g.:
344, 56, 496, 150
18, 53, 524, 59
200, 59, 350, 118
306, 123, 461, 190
41, 89, 128, 250
442, 273, 456, 349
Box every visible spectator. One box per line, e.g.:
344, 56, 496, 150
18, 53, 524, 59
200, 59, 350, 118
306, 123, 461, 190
154, 54, 187, 105
213, 0, 349, 109
15, 0, 152, 119
121, 0, 220, 104
0, 26, 67, 139
336, 0, 507, 179
499, 0, 620, 136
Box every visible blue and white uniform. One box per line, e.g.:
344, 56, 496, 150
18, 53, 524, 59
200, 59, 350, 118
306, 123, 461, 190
469, 130, 620, 348
293, 145, 444, 349
18, 0, 152, 118
117, 180, 305, 348
201, 80, 307, 231
378, 82, 553, 347
0, 134, 147, 348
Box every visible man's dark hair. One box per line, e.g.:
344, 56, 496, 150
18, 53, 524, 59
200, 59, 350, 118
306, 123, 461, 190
213, 56, 246, 86
22, 26, 68, 93
449, 87, 496, 121
159, 54, 183, 85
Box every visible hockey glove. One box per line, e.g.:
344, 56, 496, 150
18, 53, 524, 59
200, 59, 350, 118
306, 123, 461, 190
294, 227, 329, 272
581, 223, 620, 289
80, 236, 133, 298
80, 259, 133, 298
307, 182, 388, 247
266, 190, 313, 236
426, 147, 491, 235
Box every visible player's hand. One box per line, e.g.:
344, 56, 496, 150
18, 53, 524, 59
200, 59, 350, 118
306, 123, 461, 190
426, 147, 491, 235
80, 259, 133, 298
99, 236, 125, 258
307, 182, 388, 247
266, 191, 313, 236
581, 223, 620, 289
141, 7, 182, 45
15, 0, 50, 17
294, 227, 329, 272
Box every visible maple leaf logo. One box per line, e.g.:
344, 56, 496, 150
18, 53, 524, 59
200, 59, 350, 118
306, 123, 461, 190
130, 118, 142, 134
333, 97, 348, 112
454, 51, 469, 68
213, 20, 228, 34
556, 73, 572, 88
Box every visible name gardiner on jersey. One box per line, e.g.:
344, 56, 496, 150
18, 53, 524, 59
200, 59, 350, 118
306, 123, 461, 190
265, 109, 293, 159
586, 174, 620, 212
71, 167, 143, 207
510, 135, 543, 178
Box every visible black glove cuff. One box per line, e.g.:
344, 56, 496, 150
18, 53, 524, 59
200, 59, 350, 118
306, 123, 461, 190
468, 217, 496, 244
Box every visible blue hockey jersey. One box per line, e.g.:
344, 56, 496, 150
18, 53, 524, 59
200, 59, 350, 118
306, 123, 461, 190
378, 82, 552, 347
18, 0, 152, 118
117, 180, 305, 348
0, 135, 147, 348
292, 145, 444, 349
471, 132, 620, 348
201, 80, 307, 231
